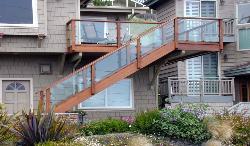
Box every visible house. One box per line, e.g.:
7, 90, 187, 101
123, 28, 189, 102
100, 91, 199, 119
145, 0, 249, 111
0, 0, 223, 119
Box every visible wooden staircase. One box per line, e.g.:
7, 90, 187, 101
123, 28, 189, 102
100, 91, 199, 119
39, 17, 224, 113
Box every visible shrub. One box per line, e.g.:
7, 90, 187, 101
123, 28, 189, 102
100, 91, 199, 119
80, 118, 130, 136
216, 114, 250, 146
132, 110, 161, 134
10, 109, 77, 146
153, 107, 211, 144
0, 104, 15, 144
36, 141, 84, 146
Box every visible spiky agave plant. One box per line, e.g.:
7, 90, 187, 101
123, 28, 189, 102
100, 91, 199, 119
10, 108, 77, 146
0, 104, 15, 144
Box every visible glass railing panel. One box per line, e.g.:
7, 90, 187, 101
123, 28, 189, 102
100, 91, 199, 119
95, 42, 137, 81
75, 21, 117, 45
162, 21, 174, 44
50, 66, 91, 106
177, 18, 219, 42
140, 26, 163, 55
120, 23, 158, 44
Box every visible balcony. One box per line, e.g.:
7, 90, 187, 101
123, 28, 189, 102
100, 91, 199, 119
66, 17, 224, 53
66, 20, 159, 52
165, 77, 235, 103
223, 18, 235, 42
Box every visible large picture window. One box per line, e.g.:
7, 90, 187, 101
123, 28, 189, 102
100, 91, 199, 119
0, 0, 37, 27
79, 79, 133, 109
237, 2, 250, 50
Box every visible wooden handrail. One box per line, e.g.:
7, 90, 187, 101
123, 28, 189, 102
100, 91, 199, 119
42, 17, 223, 95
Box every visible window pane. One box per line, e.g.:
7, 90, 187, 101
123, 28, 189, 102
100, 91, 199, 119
81, 90, 106, 107
186, 1, 200, 17
0, 0, 33, 24
203, 53, 218, 77
238, 3, 250, 24
107, 79, 131, 107
239, 28, 250, 50
201, 1, 216, 17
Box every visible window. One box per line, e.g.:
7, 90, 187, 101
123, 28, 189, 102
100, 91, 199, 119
237, 3, 250, 25
237, 2, 250, 50
79, 79, 133, 109
6, 82, 26, 91
0, 0, 37, 27
185, 0, 216, 17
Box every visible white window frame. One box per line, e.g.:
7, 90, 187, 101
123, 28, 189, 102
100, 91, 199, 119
236, 2, 250, 51
78, 79, 134, 110
0, 0, 38, 28
184, 0, 218, 18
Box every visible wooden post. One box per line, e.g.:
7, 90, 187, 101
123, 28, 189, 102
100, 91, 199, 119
39, 91, 44, 112
136, 38, 141, 69
219, 19, 224, 51
174, 18, 178, 49
91, 64, 95, 95
71, 20, 76, 50
117, 22, 121, 48
45, 88, 51, 113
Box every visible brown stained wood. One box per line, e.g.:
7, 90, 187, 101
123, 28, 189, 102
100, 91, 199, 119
117, 22, 121, 48
71, 20, 76, 50
54, 41, 176, 112
91, 65, 95, 95
174, 18, 178, 48
176, 42, 220, 51
46, 88, 51, 113
72, 45, 118, 53
219, 19, 224, 50
39, 91, 44, 112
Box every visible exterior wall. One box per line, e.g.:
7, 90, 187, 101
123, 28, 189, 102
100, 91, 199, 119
84, 66, 158, 120
0, 54, 73, 111
155, 0, 176, 22
0, 0, 79, 53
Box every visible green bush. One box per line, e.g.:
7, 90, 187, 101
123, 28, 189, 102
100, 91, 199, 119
132, 110, 161, 134
80, 118, 130, 136
93, 0, 112, 6
0, 104, 15, 144
153, 107, 211, 144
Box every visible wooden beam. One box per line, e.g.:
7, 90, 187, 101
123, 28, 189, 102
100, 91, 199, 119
177, 42, 220, 51
219, 19, 224, 51
71, 20, 76, 51
54, 41, 175, 113
46, 88, 51, 113
72, 45, 118, 53
117, 22, 121, 48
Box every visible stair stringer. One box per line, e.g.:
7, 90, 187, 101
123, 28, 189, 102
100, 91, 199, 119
54, 41, 176, 113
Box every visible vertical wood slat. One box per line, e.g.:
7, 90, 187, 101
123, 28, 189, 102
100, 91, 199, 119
71, 20, 76, 50
174, 18, 178, 48
117, 22, 121, 48
219, 19, 224, 50
46, 88, 51, 113
91, 64, 95, 95
39, 91, 44, 112
136, 38, 141, 69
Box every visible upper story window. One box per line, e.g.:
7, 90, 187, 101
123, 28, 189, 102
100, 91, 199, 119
237, 2, 250, 50
185, 0, 216, 17
0, 0, 38, 27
